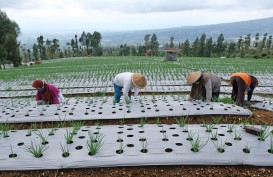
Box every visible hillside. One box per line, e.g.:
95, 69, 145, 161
19, 16, 273, 48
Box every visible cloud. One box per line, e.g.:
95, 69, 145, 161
1, 0, 273, 32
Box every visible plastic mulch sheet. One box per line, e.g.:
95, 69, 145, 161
251, 99, 273, 112
0, 96, 252, 123
0, 124, 272, 171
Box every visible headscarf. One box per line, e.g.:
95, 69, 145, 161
32, 80, 53, 104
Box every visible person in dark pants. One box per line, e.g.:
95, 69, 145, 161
230, 72, 258, 106
186, 71, 221, 102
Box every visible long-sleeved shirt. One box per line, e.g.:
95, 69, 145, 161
189, 72, 221, 101
114, 72, 140, 100
35, 84, 64, 104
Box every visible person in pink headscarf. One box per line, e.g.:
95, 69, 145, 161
32, 80, 64, 105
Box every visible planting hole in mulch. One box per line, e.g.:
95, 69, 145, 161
141, 149, 148, 153
17, 142, 24, 146
9, 153, 17, 158
62, 152, 70, 158
243, 148, 251, 153
165, 148, 173, 152
42, 141, 49, 145
75, 146, 83, 150
139, 138, 146, 142
116, 150, 124, 154
225, 142, 232, 146
217, 148, 225, 153
127, 144, 134, 147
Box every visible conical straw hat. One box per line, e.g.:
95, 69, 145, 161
131, 73, 147, 88
186, 71, 201, 84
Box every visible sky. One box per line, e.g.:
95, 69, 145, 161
1, 0, 273, 34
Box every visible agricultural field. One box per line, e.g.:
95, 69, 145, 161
0, 56, 273, 176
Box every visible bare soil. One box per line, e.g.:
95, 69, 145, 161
1, 107, 273, 177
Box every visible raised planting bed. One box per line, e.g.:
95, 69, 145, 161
252, 99, 273, 112
0, 124, 272, 171
0, 96, 252, 123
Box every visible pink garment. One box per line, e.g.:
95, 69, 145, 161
35, 84, 60, 104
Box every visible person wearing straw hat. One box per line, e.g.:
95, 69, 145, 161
32, 80, 65, 105
186, 71, 221, 102
113, 72, 147, 103
230, 72, 258, 106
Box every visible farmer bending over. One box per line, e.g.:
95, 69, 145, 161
230, 72, 258, 106
32, 80, 65, 105
113, 72, 147, 103
187, 71, 221, 102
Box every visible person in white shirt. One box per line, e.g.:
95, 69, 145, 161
113, 72, 147, 103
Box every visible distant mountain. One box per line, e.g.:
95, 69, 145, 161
19, 17, 273, 48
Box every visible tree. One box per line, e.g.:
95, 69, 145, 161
32, 44, 39, 61
216, 33, 225, 57
37, 35, 44, 60
254, 33, 259, 48
205, 37, 213, 57
181, 39, 190, 56
227, 42, 236, 58
150, 34, 159, 56
0, 44, 7, 69
91, 31, 102, 56
198, 33, 206, 57
131, 46, 137, 56
244, 34, 251, 55
51, 38, 60, 58
170, 36, 174, 48
86, 32, 92, 55
0, 10, 21, 67
144, 34, 150, 56
192, 37, 200, 57
266, 35, 272, 51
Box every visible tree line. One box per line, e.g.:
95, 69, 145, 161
118, 33, 273, 59
179, 33, 273, 59
29, 31, 103, 62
